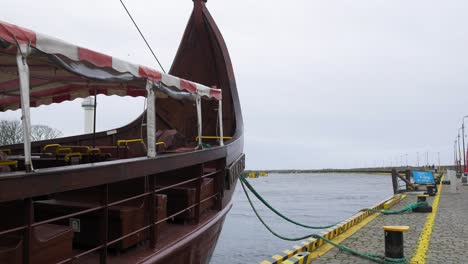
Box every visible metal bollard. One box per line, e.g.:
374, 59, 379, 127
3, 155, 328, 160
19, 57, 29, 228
413, 195, 432, 212
417, 194, 428, 202
383, 226, 409, 259
426, 185, 436, 196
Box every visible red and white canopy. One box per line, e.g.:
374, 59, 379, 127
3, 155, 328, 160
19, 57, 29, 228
0, 20, 222, 111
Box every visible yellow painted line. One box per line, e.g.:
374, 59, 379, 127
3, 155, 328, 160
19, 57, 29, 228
300, 241, 310, 251
308, 211, 383, 259
283, 249, 294, 257
293, 245, 303, 251
409, 177, 444, 264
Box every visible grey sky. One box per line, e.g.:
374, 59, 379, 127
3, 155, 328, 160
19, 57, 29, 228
2, 0, 468, 169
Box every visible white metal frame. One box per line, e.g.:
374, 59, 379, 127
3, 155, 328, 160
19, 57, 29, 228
218, 99, 224, 146
146, 80, 156, 158
17, 44, 33, 172
196, 95, 203, 148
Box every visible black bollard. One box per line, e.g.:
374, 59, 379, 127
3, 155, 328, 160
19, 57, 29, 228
417, 195, 428, 202
426, 185, 436, 196
383, 226, 409, 259
413, 195, 432, 212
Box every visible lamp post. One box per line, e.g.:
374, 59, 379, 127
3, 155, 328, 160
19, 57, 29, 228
462, 116, 468, 172
417, 152, 419, 167
454, 139, 458, 167
437, 152, 440, 171
458, 129, 463, 173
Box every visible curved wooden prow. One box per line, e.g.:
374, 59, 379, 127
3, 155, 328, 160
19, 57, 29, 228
156, 0, 243, 141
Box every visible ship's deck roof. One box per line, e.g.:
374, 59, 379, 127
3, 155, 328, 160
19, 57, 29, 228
0, 20, 221, 112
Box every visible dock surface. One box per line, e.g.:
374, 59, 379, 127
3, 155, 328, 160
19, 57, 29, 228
313, 185, 467, 264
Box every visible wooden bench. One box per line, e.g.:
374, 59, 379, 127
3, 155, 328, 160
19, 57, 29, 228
34, 178, 167, 250
157, 177, 215, 222
0, 236, 21, 263
0, 201, 74, 264
96, 146, 128, 159
117, 139, 147, 158
0, 225, 73, 264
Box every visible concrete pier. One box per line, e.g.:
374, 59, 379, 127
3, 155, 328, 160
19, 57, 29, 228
312, 184, 467, 264
426, 185, 467, 263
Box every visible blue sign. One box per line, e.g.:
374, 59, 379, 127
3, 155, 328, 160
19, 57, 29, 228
412, 171, 435, 185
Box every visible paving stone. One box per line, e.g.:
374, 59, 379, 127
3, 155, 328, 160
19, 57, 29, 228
426, 186, 467, 264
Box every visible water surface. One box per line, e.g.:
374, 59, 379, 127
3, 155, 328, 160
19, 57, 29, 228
211, 173, 393, 263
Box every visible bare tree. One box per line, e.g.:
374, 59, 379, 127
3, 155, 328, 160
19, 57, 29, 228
0, 120, 63, 146
0, 120, 23, 146
31, 125, 63, 142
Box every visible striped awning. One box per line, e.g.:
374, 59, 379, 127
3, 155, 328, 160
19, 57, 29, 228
0, 20, 222, 111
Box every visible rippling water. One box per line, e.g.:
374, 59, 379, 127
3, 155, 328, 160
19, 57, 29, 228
211, 173, 393, 263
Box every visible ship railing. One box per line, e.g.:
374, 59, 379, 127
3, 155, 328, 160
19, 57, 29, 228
0, 168, 223, 264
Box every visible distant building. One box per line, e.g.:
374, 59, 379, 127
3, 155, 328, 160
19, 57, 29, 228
81, 96, 95, 134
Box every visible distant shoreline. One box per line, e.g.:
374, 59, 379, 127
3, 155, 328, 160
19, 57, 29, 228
245, 169, 394, 174
244, 165, 455, 175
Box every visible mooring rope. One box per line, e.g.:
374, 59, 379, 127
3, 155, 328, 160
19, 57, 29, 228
239, 176, 339, 229
240, 176, 423, 224
239, 176, 409, 263
360, 201, 427, 215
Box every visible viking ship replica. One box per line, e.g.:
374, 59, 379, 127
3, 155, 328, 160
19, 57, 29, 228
0, 0, 244, 263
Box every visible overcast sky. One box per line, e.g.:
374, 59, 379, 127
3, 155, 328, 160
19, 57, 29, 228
2, 0, 468, 169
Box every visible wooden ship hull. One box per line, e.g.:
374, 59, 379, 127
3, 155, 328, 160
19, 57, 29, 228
0, 0, 244, 263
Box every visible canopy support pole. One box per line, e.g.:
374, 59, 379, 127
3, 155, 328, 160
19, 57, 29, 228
16, 44, 33, 172
146, 80, 156, 158
92, 90, 97, 148
196, 95, 203, 148
218, 99, 224, 146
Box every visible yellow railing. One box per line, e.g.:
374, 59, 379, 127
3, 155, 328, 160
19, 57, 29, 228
0, 149, 12, 155
43, 144, 104, 155
117, 139, 144, 146
155, 142, 167, 149
0, 160, 18, 168
194, 136, 232, 141
64, 153, 82, 162
116, 139, 166, 150
56, 147, 72, 155
42, 144, 61, 153
88, 148, 101, 154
